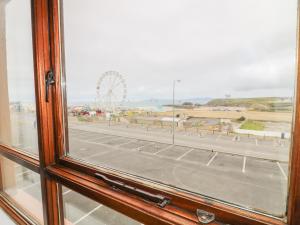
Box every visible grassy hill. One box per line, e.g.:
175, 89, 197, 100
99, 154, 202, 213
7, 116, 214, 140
206, 97, 292, 112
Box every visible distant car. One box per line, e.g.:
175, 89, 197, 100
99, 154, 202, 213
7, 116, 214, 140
81, 111, 90, 116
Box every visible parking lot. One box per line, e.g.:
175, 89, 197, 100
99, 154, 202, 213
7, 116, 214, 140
7, 115, 290, 219
67, 127, 288, 217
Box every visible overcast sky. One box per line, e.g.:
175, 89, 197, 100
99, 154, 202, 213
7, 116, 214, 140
4, 0, 298, 102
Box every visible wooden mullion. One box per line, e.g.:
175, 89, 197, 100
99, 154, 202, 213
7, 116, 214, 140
287, 4, 300, 225
0, 144, 40, 173
48, 0, 68, 160
31, 0, 61, 224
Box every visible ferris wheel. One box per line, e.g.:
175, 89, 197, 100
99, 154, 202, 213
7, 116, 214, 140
96, 71, 127, 112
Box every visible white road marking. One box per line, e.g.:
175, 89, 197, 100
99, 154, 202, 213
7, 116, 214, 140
154, 145, 174, 155
255, 139, 258, 146
83, 148, 119, 160
242, 156, 247, 173
277, 162, 287, 180
206, 152, 218, 166
102, 137, 125, 144
84, 135, 115, 143
117, 139, 137, 147
133, 142, 152, 151
176, 148, 194, 161
73, 205, 103, 225
63, 190, 72, 195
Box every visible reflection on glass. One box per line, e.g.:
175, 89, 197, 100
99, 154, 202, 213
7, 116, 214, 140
0, 157, 43, 224
0, 0, 38, 155
62, 186, 140, 225
62, 0, 297, 217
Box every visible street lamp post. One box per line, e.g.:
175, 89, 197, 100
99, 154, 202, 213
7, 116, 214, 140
172, 80, 181, 145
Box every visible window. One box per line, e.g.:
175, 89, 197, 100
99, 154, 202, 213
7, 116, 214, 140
0, 156, 43, 224
62, 186, 141, 225
61, 0, 297, 219
0, 0, 300, 225
0, 0, 39, 156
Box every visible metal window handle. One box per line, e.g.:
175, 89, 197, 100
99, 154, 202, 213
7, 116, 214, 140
197, 209, 215, 224
45, 70, 55, 102
95, 173, 170, 208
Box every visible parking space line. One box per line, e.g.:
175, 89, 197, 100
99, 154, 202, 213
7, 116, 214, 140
81, 135, 115, 143
102, 137, 125, 144
73, 205, 103, 225
242, 156, 246, 173
277, 162, 287, 180
83, 148, 119, 160
206, 152, 218, 166
63, 190, 72, 195
176, 148, 194, 161
134, 142, 153, 151
117, 139, 137, 147
153, 145, 174, 155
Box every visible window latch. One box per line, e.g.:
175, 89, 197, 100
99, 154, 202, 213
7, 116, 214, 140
197, 209, 215, 224
95, 173, 170, 208
45, 70, 55, 102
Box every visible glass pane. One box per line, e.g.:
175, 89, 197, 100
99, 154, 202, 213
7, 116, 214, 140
62, 186, 141, 225
61, 0, 297, 217
0, 0, 39, 156
0, 156, 44, 224
0, 209, 17, 225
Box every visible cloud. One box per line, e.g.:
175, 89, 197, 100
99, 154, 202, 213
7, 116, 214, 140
5, 0, 297, 102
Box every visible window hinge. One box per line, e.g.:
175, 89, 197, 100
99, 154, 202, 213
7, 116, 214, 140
45, 70, 55, 102
197, 209, 215, 224
95, 173, 171, 208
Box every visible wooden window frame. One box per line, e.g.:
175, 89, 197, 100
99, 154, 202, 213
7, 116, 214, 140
0, 0, 300, 225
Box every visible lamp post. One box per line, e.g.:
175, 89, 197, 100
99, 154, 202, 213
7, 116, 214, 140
172, 80, 181, 145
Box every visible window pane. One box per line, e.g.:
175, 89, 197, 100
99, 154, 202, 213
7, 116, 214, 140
0, 0, 39, 156
0, 156, 43, 224
62, 186, 141, 225
61, 0, 297, 217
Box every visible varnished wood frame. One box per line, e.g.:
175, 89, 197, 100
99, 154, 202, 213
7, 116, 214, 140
287, 5, 300, 225
0, 145, 39, 173
31, 0, 63, 224
0, 0, 61, 224
0, 0, 300, 225
0, 193, 37, 225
